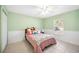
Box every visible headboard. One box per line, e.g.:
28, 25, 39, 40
25, 29, 27, 34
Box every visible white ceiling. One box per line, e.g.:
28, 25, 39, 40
6, 5, 79, 18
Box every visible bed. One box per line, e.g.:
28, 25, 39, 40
25, 28, 56, 53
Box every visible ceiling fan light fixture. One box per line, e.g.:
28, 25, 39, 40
36, 5, 53, 16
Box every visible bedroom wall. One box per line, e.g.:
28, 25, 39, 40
43, 18, 54, 29
8, 12, 43, 44
63, 9, 79, 31
60, 9, 79, 45
43, 9, 79, 45
43, 9, 79, 31
8, 12, 43, 31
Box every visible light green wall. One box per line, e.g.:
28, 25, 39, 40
8, 12, 43, 31
43, 9, 79, 31
63, 9, 79, 31
8, 9, 79, 31
43, 18, 54, 29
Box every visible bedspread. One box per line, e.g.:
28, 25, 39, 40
26, 34, 56, 53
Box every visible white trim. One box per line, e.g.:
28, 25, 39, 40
8, 30, 25, 44
55, 31, 79, 45
44, 29, 79, 45
8, 30, 79, 45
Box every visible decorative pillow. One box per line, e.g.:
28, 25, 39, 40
32, 31, 38, 34
37, 30, 41, 34
27, 29, 32, 35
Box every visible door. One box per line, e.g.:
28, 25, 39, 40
1, 10, 8, 52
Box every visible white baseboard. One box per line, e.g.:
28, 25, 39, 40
8, 30, 25, 44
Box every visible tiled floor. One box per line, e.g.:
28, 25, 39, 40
4, 39, 79, 53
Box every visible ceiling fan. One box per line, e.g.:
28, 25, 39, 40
35, 5, 54, 16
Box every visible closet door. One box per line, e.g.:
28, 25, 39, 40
1, 10, 8, 52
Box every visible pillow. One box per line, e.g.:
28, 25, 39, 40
27, 29, 32, 35
37, 30, 41, 34
28, 35, 34, 40
32, 31, 38, 34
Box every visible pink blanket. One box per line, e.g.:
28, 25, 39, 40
26, 34, 56, 53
